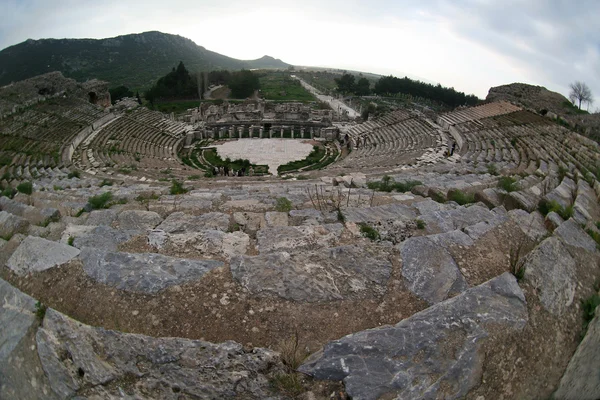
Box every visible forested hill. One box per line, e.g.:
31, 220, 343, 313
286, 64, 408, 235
0, 31, 289, 88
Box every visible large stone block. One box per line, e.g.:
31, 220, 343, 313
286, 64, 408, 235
299, 273, 527, 400
7, 236, 80, 275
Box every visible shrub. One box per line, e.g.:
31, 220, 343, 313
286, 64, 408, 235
188, 175, 201, 180
367, 176, 422, 193
35, 301, 47, 321
416, 219, 426, 229
1, 187, 17, 198
582, 294, 600, 336
359, 223, 380, 241
16, 181, 33, 195
337, 209, 346, 223
88, 192, 113, 210
538, 199, 573, 220
68, 236, 75, 246
99, 179, 113, 187
170, 180, 188, 195
67, 170, 81, 179
497, 176, 518, 192
275, 197, 293, 212
447, 190, 475, 205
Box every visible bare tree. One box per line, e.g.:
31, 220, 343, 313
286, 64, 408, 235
569, 81, 594, 110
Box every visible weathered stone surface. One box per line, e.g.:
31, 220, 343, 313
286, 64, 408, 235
0, 197, 60, 226
0, 210, 29, 238
79, 247, 223, 293
7, 236, 80, 275
554, 305, 600, 399
475, 187, 503, 208
523, 237, 577, 316
289, 208, 324, 225
343, 203, 416, 224
222, 198, 271, 212
234, 212, 266, 232
85, 209, 117, 226
149, 229, 249, 260
117, 209, 162, 230
265, 211, 289, 227
72, 225, 139, 250
420, 205, 503, 234
257, 224, 343, 253
231, 245, 391, 302
156, 211, 230, 233
299, 273, 527, 400
399, 236, 468, 304
545, 211, 563, 230
504, 190, 538, 212
0, 278, 55, 400
508, 209, 548, 241
554, 219, 597, 253
413, 198, 455, 214
35, 308, 284, 399
543, 177, 576, 210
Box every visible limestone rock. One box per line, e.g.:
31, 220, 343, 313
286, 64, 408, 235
523, 237, 577, 316
554, 305, 600, 399
289, 208, 324, 225
117, 210, 163, 230
399, 236, 468, 304
554, 218, 597, 253
7, 236, 80, 276
508, 209, 548, 241
298, 273, 527, 400
0, 278, 54, 400
265, 211, 289, 227
152, 229, 250, 260
79, 247, 223, 293
420, 205, 504, 234
72, 225, 139, 251
545, 211, 563, 231
0, 197, 60, 226
343, 203, 416, 224
234, 211, 266, 232
231, 245, 391, 302
85, 209, 117, 226
475, 187, 503, 208
0, 210, 29, 239
256, 224, 343, 253
35, 308, 284, 399
156, 211, 230, 233
504, 191, 538, 212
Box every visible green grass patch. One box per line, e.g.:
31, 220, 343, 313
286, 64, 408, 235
447, 190, 475, 205
35, 301, 47, 321
487, 163, 498, 175
170, 180, 189, 195
277, 145, 333, 174
582, 293, 600, 337
367, 175, 422, 193
16, 181, 33, 195
497, 176, 518, 192
259, 71, 316, 102
88, 192, 113, 210
538, 199, 573, 219
416, 219, 426, 229
67, 236, 75, 246
275, 197, 293, 212
359, 223, 380, 241
99, 179, 113, 187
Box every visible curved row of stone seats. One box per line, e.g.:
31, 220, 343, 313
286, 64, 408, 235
127, 107, 188, 135
3, 169, 599, 398
333, 116, 444, 172
437, 100, 521, 127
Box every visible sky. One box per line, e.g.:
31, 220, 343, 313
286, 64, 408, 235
1, 0, 598, 102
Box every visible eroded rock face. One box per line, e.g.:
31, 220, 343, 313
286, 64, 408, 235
399, 235, 468, 304
71, 225, 139, 251
231, 245, 392, 302
256, 224, 343, 253
554, 219, 597, 254
523, 237, 577, 316
79, 248, 223, 293
149, 229, 250, 260
156, 211, 230, 233
554, 304, 600, 399
0, 210, 29, 238
0, 278, 55, 400
7, 236, 80, 275
117, 209, 163, 230
298, 273, 528, 400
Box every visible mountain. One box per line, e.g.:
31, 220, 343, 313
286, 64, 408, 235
0, 31, 290, 88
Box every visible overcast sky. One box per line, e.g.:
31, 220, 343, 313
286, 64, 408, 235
1, 0, 598, 101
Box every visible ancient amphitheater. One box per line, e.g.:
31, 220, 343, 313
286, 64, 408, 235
1, 72, 599, 400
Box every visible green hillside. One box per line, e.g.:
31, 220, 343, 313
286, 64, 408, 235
0, 31, 289, 89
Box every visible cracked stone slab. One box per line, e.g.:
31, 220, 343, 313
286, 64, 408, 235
149, 229, 249, 260
155, 211, 230, 233
0, 210, 29, 239
523, 237, 577, 316
231, 245, 392, 302
298, 273, 527, 400
7, 236, 80, 276
35, 308, 284, 399
399, 235, 468, 304
554, 219, 597, 253
79, 247, 224, 293
116, 210, 163, 230
256, 224, 343, 253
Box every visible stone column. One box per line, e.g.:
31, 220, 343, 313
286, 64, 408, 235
310, 127, 314, 139
301, 127, 305, 138
259, 127, 264, 138
280, 127, 285, 137
185, 132, 193, 147
229, 126, 235, 138
269, 128, 273, 139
